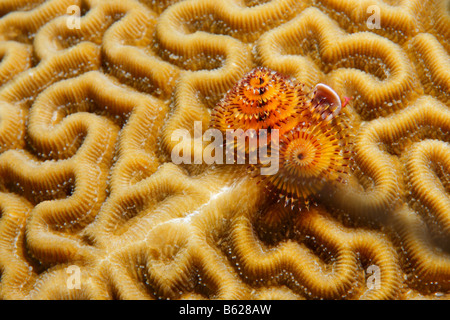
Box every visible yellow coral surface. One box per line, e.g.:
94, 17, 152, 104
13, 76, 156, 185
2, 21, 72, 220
0, 0, 449, 300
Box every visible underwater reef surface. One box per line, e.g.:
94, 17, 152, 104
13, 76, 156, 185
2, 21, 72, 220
0, 0, 448, 299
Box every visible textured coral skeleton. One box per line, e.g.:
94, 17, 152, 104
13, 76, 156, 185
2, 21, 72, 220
0, 0, 449, 300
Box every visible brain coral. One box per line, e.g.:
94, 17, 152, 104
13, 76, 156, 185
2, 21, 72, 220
0, 0, 449, 300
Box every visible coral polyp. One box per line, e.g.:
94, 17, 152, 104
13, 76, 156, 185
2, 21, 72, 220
211, 67, 306, 136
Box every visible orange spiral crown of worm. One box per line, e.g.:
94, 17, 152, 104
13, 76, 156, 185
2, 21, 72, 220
211, 67, 352, 208
211, 67, 307, 137
260, 115, 352, 209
